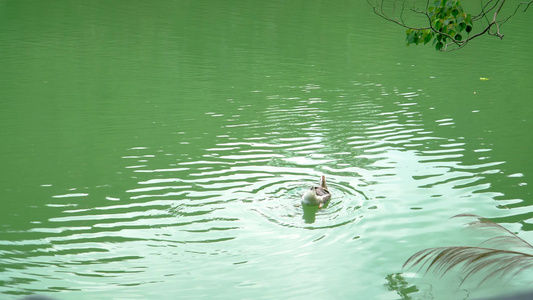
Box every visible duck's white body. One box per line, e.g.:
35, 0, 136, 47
302, 175, 331, 208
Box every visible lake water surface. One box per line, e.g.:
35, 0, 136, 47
1, 1, 532, 299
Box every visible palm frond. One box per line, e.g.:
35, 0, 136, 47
403, 214, 533, 286
452, 213, 533, 250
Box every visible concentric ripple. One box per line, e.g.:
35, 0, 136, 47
243, 172, 365, 228
1, 80, 527, 298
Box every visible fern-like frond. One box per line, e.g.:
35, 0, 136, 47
403, 214, 533, 286
403, 246, 533, 286
452, 214, 533, 250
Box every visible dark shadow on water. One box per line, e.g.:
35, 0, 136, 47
302, 204, 319, 224
301, 203, 332, 224
385, 273, 419, 300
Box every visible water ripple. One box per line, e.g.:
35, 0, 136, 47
248, 176, 365, 228
1, 79, 525, 297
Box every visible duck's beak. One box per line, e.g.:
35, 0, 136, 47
320, 175, 327, 189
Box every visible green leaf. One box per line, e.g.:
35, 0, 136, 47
406, 33, 414, 44
406, 30, 421, 45
457, 22, 466, 32
424, 32, 433, 44
445, 0, 454, 9
455, 33, 462, 41
434, 19, 443, 30
414, 31, 419, 43
466, 25, 472, 33
436, 41, 444, 51
451, 9, 459, 18
465, 14, 472, 24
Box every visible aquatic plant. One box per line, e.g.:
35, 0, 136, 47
403, 214, 533, 286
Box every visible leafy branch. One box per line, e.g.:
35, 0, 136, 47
368, 0, 533, 51
403, 214, 533, 286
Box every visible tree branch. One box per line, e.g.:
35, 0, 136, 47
488, 0, 506, 38
368, 0, 531, 51
367, 0, 431, 30
499, 1, 533, 26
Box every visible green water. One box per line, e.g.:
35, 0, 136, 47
1, 1, 532, 299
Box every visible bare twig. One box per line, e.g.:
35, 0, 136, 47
473, 0, 501, 21
499, 0, 533, 26
367, 0, 431, 30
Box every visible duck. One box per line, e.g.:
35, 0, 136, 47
302, 175, 331, 208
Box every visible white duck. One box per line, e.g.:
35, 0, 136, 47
302, 175, 331, 208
